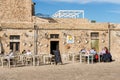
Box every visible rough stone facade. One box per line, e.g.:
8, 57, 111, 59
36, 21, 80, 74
0, 0, 120, 61
0, 0, 32, 22
110, 24, 120, 61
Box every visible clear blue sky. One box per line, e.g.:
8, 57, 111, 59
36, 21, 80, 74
32, 0, 120, 23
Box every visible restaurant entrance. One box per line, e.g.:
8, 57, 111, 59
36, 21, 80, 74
50, 41, 59, 55
10, 42, 20, 52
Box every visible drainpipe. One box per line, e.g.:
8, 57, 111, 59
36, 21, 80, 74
108, 23, 111, 51
34, 24, 38, 55
0, 27, 2, 54
33, 24, 38, 66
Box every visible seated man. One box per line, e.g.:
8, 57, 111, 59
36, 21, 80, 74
89, 48, 98, 62
89, 48, 97, 55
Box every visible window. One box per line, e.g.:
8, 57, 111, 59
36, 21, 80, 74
10, 35, 20, 40
9, 35, 20, 51
50, 34, 59, 39
91, 32, 99, 39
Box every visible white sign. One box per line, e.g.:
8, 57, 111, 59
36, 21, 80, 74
67, 35, 74, 43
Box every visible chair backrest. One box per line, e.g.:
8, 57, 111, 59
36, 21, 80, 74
81, 52, 85, 54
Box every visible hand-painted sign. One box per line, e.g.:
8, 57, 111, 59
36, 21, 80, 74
67, 35, 74, 43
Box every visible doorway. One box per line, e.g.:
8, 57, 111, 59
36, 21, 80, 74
91, 39, 99, 52
91, 32, 99, 52
50, 41, 59, 55
10, 42, 20, 52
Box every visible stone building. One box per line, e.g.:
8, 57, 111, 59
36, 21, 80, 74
0, 0, 120, 61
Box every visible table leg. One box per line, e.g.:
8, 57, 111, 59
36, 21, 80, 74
8, 58, 10, 68
72, 54, 74, 63
1, 58, 3, 68
91, 55, 93, 64
88, 56, 89, 64
80, 54, 82, 63
98, 54, 100, 62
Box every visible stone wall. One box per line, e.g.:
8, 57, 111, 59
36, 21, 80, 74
110, 24, 120, 61
0, 18, 120, 61
0, 29, 34, 54
0, 0, 32, 22
0, 0, 120, 61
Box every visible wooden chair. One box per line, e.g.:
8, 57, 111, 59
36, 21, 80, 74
50, 55, 55, 65
80, 52, 87, 63
25, 55, 33, 66
13, 55, 26, 67
1, 56, 17, 68
61, 54, 70, 63
1, 56, 8, 67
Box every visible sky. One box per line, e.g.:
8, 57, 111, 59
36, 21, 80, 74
32, 0, 120, 23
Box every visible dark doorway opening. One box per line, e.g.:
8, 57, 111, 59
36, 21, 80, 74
10, 42, 20, 52
50, 41, 59, 55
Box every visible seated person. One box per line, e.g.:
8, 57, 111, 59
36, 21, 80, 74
22, 50, 26, 54
80, 47, 90, 54
26, 50, 32, 55
90, 48, 98, 62
99, 48, 106, 61
89, 48, 97, 55
102, 47, 112, 62
100, 48, 106, 55
80, 48, 86, 54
